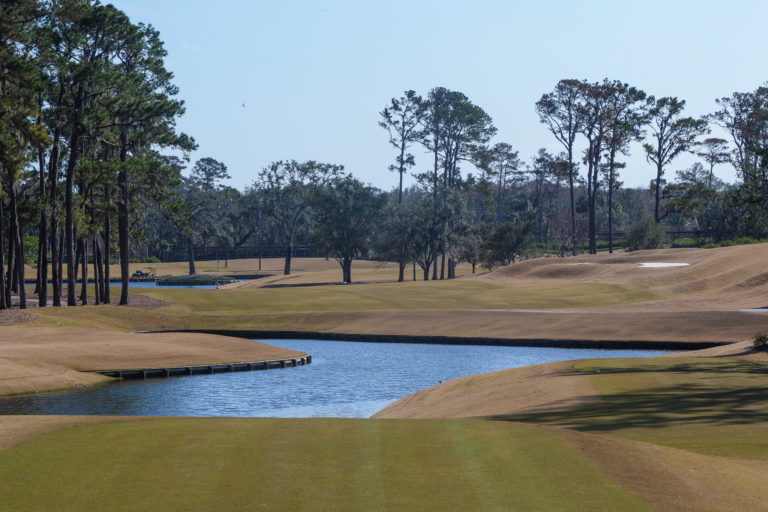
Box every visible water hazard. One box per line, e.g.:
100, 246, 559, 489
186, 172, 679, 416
0, 339, 673, 418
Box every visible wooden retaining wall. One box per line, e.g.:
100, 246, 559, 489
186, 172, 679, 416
91, 355, 311, 380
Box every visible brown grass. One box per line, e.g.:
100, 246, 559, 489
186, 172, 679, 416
374, 360, 596, 419
0, 326, 305, 396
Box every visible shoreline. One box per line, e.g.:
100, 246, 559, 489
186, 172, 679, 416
146, 329, 725, 351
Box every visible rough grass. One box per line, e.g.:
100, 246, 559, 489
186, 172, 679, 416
499, 357, 768, 457
0, 418, 654, 512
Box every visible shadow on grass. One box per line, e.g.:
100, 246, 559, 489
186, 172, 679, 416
573, 359, 768, 376
492, 384, 768, 432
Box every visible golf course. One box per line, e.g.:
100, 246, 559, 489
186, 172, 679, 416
0, 244, 767, 511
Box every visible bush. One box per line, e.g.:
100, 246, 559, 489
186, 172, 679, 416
129, 256, 161, 263
671, 237, 697, 248
481, 221, 532, 270
753, 332, 768, 351
699, 236, 768, 249
624, 216, 667, 252
23, 233, 38, 264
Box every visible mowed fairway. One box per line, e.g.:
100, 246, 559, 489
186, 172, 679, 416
0, 418, 653, 512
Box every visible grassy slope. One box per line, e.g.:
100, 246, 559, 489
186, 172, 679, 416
0, 418, 653, 512
503, 356, 768, 458
31, 280, 656, 331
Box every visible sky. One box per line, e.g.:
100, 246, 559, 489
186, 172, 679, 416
119, 0, 768, 192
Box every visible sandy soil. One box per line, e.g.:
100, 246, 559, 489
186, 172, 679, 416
0, 326, 305, 396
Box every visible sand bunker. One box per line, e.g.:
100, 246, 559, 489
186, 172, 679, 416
638, 262, 690, 268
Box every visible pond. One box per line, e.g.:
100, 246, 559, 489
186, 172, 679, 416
0, 339, 673, 418
127, 281, 223, 289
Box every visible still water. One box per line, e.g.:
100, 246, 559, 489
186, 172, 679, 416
128, 282, 225, 289
0, 339, 672, 418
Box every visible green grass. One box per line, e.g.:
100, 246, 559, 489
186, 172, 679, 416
498, 357, 768, 457
0, 417, 654, 512
30, 279, 657, 333
141, 280, 656, 315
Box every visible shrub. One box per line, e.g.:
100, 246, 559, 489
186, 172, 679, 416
624, 216, 667, 252
671, 237, 697, 248
129, 256, 161, 263
481, 221, 532, 270
753, 332, 768, 351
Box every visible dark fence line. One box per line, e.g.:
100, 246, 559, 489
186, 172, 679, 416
594, 229, 699, 241
145, 245, 320, 263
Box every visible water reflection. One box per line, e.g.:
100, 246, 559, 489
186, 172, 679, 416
0, 339, 672, 418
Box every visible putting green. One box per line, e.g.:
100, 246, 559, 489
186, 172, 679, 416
0, 418, 654, 512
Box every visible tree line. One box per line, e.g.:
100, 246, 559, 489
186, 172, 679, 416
1, 0, 191, 308
154, 80, 768, 284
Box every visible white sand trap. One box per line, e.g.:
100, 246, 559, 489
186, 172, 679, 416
638, 262, 690, 268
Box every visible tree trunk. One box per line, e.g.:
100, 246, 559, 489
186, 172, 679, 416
73, 237, 81, 287
0, 200, 5, 309
6, 207, 15, 306
0, 198, 4, 309
398, 143, 406, 204
440, 252, 445, 280
65, 126, 80, 306
79, 237, 87, 305
57, 234, 63, 299
423, 261, 430, 281
103, 191, 111, 304
342, 257, 352, 283
431, 256, 437, 280
568, 150, 576, 256
608, 151, 615, 254
10, 186, 25, 309
398, 261, 405, 282
49, 163, 60, 307
284, 243, 292, 275
654, 161, 663, 223
188, 243, 196, 275
118, 132, 130, 305
94, 237, 102, 305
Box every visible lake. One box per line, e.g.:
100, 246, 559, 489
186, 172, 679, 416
0, 339, 673, 418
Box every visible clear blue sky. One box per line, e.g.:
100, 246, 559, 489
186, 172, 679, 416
120, 0, 768, 191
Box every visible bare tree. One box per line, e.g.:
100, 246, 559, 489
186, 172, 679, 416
536, 79, 583, 254
643, 97, 709, 222
379, 90, 425, 204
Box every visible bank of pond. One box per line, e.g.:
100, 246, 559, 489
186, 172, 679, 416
0, 339, 672, 418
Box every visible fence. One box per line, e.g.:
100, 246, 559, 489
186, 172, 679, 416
146, 245, 318, 263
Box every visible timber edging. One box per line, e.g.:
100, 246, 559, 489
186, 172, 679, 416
141, 330, 727, 351
89, 355, 311, 380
